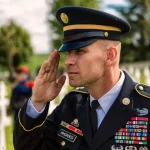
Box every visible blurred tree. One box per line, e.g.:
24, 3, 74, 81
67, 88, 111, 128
47, 0, 100, 51
116, 0, 150, 62
0, 20, 34, 78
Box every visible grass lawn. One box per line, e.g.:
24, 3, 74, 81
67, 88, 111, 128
4, 82, 14, 150
5, 116, 14, 150
22, 54, 49, 71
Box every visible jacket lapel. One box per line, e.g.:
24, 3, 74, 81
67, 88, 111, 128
76, 96, 92, 146
90, 72, 137, 150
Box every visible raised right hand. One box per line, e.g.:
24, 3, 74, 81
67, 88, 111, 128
31, 50, 66, 111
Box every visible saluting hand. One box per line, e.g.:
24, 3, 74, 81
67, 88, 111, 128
31, 50, 66, 111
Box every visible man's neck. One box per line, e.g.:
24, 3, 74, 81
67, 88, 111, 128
87, 69, 121, 99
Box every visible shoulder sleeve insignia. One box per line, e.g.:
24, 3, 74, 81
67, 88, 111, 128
69, 87, 89, 94
135, 84, 150, 99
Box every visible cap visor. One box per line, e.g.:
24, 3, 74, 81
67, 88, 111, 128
58, 38, 98, 52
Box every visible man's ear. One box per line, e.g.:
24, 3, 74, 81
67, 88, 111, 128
105, 47, 117, 65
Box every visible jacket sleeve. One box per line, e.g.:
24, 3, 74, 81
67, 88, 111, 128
13, 100, 62, 150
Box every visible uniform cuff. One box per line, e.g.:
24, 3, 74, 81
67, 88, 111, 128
26, 98, 46, 118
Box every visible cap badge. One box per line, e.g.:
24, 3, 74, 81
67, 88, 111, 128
71, 118, 79, 127
122, 98, 130, 105
60, 13, 68, 24
104, 32, 108, 37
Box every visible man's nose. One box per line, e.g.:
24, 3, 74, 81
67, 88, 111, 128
65, 53, 75, 66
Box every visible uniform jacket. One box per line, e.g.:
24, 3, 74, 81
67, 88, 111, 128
14, 72, 150, 150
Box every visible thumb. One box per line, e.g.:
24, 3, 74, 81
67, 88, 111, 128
57, 75, 66, 88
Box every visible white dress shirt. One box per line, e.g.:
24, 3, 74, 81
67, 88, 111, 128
90, 70, 125, 128
27, 70, 125, 119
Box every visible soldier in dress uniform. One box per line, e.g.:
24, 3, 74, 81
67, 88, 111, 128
14, 6, 150, 150
10, 66, 34, 121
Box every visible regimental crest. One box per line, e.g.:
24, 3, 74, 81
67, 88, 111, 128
71, 118, 79, 127
125, 146, 137, 150
111, 145, 123, 150
139, 146, 148, 150
60, 13, 68, 24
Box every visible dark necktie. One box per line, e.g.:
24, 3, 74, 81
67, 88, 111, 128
90, 100, 100, 136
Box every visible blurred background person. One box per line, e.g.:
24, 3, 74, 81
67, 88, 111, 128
9, 66, 34, 121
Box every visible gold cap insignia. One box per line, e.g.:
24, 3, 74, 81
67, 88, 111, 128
60, 13, 68, 24
104, 32, 108, 37
122, 98, 130, 105
71, 118, 79, 127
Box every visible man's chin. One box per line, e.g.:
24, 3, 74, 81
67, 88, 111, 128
69, 82, 83, 88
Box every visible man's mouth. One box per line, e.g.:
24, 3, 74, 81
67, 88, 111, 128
68, 72, 79, 76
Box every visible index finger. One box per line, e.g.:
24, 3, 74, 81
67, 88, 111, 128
48, 49, 58, 62
38, 60, 49, 77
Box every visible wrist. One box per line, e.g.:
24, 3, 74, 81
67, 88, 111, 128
31, 97, 47, 112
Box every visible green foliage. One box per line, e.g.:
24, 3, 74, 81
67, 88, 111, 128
47, 0, 100, 62
117, 0, 150, 62
0, 20, 34, 77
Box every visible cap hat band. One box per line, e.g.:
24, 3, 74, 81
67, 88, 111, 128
64, 24, 121, 32
63, 31, 121, 43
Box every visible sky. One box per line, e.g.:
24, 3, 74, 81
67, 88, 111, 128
0, 0, 127, 54
103, 0, 128, 15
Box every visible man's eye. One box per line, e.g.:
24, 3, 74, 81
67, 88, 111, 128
75, 49, 85, 54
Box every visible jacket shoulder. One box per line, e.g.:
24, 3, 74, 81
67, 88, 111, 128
135, 84, 150, 99
69, 87, 89, 94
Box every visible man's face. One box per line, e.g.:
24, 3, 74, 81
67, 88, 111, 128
65, 40, 108, 88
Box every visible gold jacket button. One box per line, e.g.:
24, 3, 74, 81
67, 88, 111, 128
122, 98, 130, 105
139, 86, 144, 91
61, 141, 65, 146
